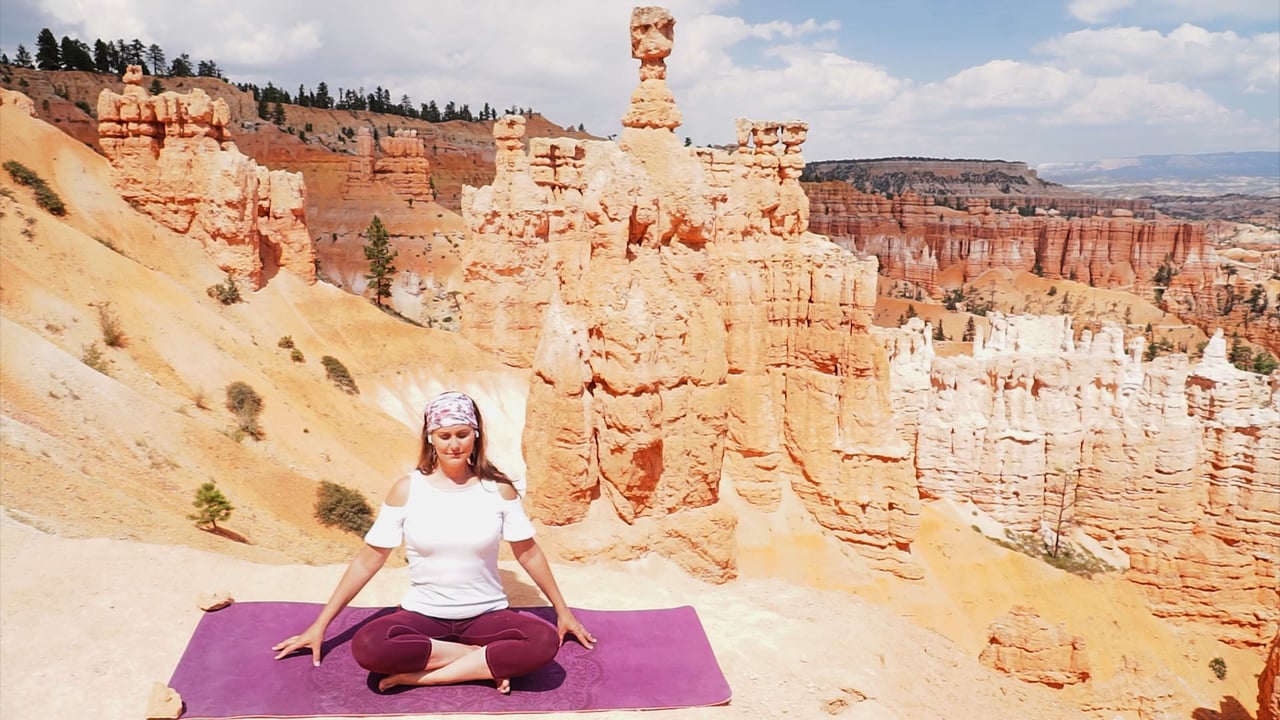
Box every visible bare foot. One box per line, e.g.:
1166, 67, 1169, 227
496, 677, 511, 694
378, 673, 416, 692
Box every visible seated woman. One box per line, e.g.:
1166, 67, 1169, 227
274, 390, 595, 693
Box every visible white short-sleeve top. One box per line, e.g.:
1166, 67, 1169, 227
363, 470, 536, 619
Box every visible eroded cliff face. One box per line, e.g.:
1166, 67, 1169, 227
96, 66, 313, 289
460, 7, 917, 581
879, 314, 1279, 646
808, 183, 1215, 297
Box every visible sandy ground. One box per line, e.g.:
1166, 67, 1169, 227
0, 507, 1095, 720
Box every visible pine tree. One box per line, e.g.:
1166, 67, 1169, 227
962, 316, 977, 342
35, 28, 60, 70
93, 39, 111, 72
146, 43, 165, 76
271, 101, 285, 125
60, 36, 94, 71
363, 216, 397, 308
14, 44, 32, 69
169, 53, 193, 77
189, 482, 233, 530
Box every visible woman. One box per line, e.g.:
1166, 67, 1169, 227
273, 390, 595, 694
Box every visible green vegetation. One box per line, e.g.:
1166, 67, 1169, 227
1209, 656, 1226, 681
189, 481, 233, 530
277, 336, 295, 349
80, 342, 111, 375
3, 160, 66, 216
321, 355, 359, 395
290, 348, 305, 363
95, 301, 126, 348
988, 528, 1116, 578
314, 481, 375, 535
207, 272, 241, 305
363, 215, 397, 308
225, 381, 264, 440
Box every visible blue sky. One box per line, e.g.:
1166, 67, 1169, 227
1, 0, 1277, 165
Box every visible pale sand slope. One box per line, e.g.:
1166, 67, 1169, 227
0, 510, 1084, 720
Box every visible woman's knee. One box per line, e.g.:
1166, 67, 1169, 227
529, 620, 560, 664
350, 624, 384, 672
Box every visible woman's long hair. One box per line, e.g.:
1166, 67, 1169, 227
416, 396, 515, 488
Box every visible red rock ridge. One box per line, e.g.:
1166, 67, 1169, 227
807, 182, 1215, 297
96, 66, 313, 289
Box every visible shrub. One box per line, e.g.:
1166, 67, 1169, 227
207, 272, 242, 305
3, 160, 66, 215
321, 355, 359, 394
225, 381, 264, 440
95, 301, 126, 348
314, 481, 375, 535
81, 342, 111, 375
277, 335, 295, 349
1209, 656, 1226, 680
189, 481, 233, 530
290, 348, 305, 363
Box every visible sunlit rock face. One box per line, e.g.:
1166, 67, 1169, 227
97, 65, 313, 288
808, 183, 1215, 298
461, 7, 918, 581
880, 316, 1279, 647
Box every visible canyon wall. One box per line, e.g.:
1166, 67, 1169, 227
803, 158, 1155, 218
96, 66, 313, 289
809, 183, 1213, 296
878, 314, 1279, 647
460, 7, 917, 581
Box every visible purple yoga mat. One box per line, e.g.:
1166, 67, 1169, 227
168, 602, 731, 718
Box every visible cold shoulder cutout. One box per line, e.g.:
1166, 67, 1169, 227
385, 475, 412, 507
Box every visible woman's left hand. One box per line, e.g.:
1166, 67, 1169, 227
557, 610, 596, 649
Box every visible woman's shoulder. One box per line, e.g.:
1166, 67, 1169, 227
384, 470, 423, 507
479, 477, 520, 501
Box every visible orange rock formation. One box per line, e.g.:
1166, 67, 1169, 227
96, 66, 314, 289
1262, 630, 1280, 720
879, 315, 1279, 647
341, 127, 434, 202
808, 183, 1215, 297
461, 6, 917, 581
978, 606, 1092, 687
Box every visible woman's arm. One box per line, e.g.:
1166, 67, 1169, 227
510, 537, 596, 649
273, 543, 392, 664
273, 476, 410, 664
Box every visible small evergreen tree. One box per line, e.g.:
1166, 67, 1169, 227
14, 44, 34, 69
962, 316, 977, 342
168, 53, 193, 77
146, 43, 165, 76
189, 481, 233, 530
35, 28, 60, 70
363, 215, 397, 307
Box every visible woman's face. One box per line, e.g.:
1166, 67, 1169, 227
432, 424, 476, 466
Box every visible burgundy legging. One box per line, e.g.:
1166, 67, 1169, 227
350, 608, 560, 679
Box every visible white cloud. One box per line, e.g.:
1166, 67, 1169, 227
1036, 24, 1280, 92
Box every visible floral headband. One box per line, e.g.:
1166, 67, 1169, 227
425, 391, 478, 432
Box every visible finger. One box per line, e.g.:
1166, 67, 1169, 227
312, 645, 322, 667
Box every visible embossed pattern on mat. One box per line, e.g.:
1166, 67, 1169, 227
169, 602, 731, 718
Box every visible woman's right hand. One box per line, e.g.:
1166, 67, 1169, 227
273, 624, 326, 666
